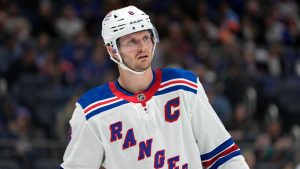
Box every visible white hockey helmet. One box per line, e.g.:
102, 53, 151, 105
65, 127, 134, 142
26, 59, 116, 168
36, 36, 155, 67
101, 6, 159, 74
102, 5, 159, 53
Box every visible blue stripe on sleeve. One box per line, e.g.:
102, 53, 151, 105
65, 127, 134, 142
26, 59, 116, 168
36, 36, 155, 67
200, 138, 234, 161
209, 149, 241, 169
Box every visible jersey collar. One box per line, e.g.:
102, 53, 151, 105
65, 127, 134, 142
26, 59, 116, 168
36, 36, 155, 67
109, 69, 162, 106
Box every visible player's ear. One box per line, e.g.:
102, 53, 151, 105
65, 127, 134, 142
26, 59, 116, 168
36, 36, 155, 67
105, 45, 114, 56
105, 45, 120, 61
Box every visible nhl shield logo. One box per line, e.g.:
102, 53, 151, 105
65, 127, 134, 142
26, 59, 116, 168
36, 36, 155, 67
137, 93, 146, 101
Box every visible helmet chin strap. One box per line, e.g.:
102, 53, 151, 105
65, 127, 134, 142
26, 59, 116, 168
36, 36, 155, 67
109, 43, 157, 75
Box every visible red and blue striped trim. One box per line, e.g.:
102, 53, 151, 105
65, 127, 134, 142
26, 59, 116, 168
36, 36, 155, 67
156, 78, 198, 96
83, 96, 128, 120
200, 138, 241, 169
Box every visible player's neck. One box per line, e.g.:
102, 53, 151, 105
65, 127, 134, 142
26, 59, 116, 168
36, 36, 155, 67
118, 68, 153, 94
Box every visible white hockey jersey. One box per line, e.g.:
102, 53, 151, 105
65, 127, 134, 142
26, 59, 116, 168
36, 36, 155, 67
60, 68, 249, 169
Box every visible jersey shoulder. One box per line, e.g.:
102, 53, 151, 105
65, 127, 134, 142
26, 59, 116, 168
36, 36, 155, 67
77, 83, 114, 109
156, 68, 198, 96
160, 67, 198, 84
77, 83, 128, 120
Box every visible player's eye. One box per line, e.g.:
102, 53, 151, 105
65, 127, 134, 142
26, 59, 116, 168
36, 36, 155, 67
127, 39, 136, 46
143, 35, 150, 42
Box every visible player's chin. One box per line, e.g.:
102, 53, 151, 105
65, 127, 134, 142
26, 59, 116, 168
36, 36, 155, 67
135, 63, 151, 72
138, 58, 151, 66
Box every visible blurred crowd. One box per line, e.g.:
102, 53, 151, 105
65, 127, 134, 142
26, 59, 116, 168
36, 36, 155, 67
0, 0, 300, 168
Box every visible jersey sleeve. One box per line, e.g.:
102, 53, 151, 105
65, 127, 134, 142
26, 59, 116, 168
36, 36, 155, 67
191, 78, 249, 169
60, 103, 104, 169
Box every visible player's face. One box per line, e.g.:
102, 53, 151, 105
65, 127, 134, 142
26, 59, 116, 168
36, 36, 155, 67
118, 30, 154, 72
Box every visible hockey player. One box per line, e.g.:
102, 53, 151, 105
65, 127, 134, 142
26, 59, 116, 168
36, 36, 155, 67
60, 5, 250, 169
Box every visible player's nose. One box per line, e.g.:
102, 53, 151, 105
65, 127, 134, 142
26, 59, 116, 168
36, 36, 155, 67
137, 40, 147, 52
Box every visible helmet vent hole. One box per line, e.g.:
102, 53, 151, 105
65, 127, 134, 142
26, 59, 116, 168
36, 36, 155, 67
114, 15, 118, 18
132, 27, 135, 30
141, 25, 144, 27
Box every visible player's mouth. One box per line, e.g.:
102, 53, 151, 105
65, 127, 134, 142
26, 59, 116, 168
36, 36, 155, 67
137, 54, 149, 60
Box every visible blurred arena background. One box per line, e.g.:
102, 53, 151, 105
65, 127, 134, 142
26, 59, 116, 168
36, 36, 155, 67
0, 0, 300, 168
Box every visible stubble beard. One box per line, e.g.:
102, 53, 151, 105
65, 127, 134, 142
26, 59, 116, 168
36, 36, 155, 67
121, 52, 153, 72
127, 58, 152, 72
